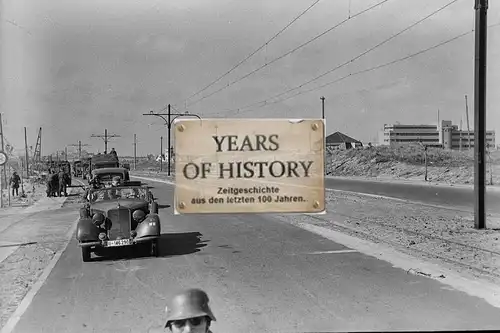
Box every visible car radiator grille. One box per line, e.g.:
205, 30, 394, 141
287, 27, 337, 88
107, 208, 131, 240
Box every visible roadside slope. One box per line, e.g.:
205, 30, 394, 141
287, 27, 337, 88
326, 144, 500, 185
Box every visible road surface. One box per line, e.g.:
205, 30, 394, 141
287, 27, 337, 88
325, 177, 500, 214
8, 179, 500, 333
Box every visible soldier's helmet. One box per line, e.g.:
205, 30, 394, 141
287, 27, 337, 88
164, 288, 216, 328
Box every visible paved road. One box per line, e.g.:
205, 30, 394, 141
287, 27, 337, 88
325, 177, 500, 214
131, 172, 500, 214
9, 180, 500, 333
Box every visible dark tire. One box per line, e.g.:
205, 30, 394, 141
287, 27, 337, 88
82, 247, 91, 262
151, 202, 159, 214
151, 240, 159, 257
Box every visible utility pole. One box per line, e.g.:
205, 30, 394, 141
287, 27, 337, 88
465, 95, 471, 149
459, 118, 463, 151
160, 136, 163, 172
65, 147, 68, 161
0, 113, 5, 208
69, 141, 90, 161
143, 104, 201, 176
133, 134, 137, 170
320, 96, 326, 175
91, 129, 121, 154
474, 0, 488, 230
320, 96, 325, 119
24, 127, 29, 178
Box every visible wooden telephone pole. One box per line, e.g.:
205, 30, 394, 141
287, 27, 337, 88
473, 0, 488, 229
133, 134, 137, 170
24, 127, 29, 178
143, 104, 201, 176
465, 95, 471, 149
69, 141, 90, 161
0, 113, 5, 208
91, 129, 121, 154
160, 136, 163, 172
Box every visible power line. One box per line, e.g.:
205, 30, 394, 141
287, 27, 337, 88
4, 19, 32, 35
225, 0, 462, 114
179, 0, 324, 105
185, 0, 393, 108
226, 22, 500, 116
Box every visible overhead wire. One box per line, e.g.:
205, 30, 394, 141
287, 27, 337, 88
179, 0, 324, 106
224, 0, 462, 114
185, 0, 393, 108
4, 19, 32, 35
224, 22, 500, 117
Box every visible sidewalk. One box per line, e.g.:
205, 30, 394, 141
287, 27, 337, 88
0, 187, 75, 264
0, 182, 83, 329
0, 197, 79, 329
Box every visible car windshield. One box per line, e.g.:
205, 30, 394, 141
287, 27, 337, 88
94, 173, 125, 182
88, 186, 148, 203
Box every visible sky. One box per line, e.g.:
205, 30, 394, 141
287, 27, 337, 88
1, 0, 499, 157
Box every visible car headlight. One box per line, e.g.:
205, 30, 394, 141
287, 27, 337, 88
92, 212, 105, 226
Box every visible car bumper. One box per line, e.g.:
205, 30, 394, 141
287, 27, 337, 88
78, 235, 159, 248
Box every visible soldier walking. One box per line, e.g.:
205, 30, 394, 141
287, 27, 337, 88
46, 170, 55, 197
9, 171, 21, 197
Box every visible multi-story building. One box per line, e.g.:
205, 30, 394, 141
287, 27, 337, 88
379, 120, 496, 150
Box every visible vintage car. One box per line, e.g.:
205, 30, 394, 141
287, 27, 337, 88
89, 167, 130, 185
76, 183, 161, 262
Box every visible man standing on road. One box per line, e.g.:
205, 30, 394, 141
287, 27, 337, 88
58, 169, 68, 197
162, 288, 216, 333
9, 171, 21, 197
46, 170, 56, 197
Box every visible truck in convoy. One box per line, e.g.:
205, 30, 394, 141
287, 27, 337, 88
85, 153, 119, 184
91, 153, 119, 169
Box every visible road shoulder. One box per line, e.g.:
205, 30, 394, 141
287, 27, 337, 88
0, 186, 84, 331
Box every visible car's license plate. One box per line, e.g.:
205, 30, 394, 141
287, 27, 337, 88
106, 239, 131, 247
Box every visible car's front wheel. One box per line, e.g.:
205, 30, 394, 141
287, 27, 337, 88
82, 247, 91, 262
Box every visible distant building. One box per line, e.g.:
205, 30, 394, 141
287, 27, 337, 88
326, 132, 363, 149
379, 120, 496, 150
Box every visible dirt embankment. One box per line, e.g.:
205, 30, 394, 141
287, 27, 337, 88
327, 145, 500, 185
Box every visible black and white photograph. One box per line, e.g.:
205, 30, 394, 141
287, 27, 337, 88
0, 0, 499, 332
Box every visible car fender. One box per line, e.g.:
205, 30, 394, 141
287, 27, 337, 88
76, 218, 100, 242
136, 214, 161, 238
